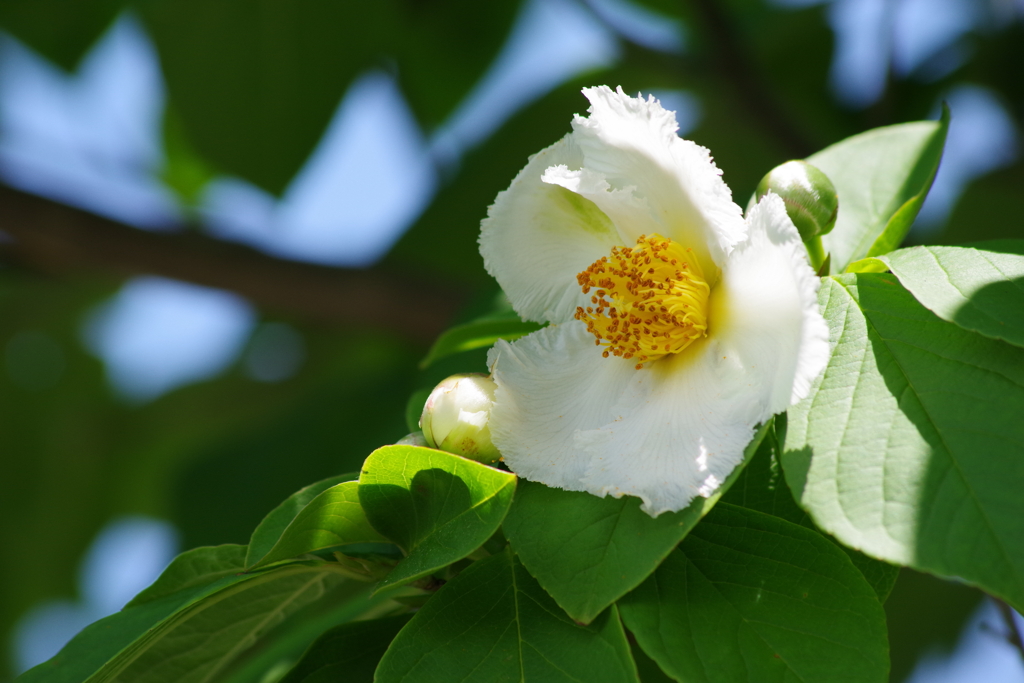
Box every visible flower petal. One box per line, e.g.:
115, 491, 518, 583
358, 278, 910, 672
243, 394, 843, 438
710, 192, 830, 410
487, 193, 829, 517
480, 136, 624, 324
487, 322, 637, 489
482, 88, 830, 518
488, 323, 767, 517
560, 86, 747, 278
576, 341, 770, 516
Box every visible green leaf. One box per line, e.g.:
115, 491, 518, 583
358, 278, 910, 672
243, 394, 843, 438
783, 274, 1024, 612
721, 425, 809, 525
620, 504, 889, 683
138, 0, 400, 194
808, 112, 948, 271
419, 318, 542, 369
251, 481, 388, 569
868, 242, 1024, 348
375, 548, 640, 683
722, 428, 899, 602
629, 641, 677, 683
0, 0, 124, 71
279, 615, 411, 683
211, 582, 401, 683
18, 560, 360, 683
81, 564, 357, 683
246, 473, 357, 567
127, 544, 247, 607
884, 569, 983, 683
395, 0, 521, 128
845, 550, 899, 605
358, 445, 517, 591
502, 422, 771, 624
16, 591, 206, 683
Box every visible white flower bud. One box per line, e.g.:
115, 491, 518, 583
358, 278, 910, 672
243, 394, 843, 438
419, 373, 501, 464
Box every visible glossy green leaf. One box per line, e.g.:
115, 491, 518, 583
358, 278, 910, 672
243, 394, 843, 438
722, 429, 898, 602
127, 544, 247, 607
620, 504, 889, 683
375, 548, 640, 683
419, 318, 542, 369
251, 481, 388, 569
783, 274, 1024, 611
279, 615, 411, 683
503, 422, 770, 624
81, 564, 355, 683
358, 445, 517, 590
808, 113, 948, 271
863, 242, 1024, 348
139, 0, 399, 194
246, 473, 356, 567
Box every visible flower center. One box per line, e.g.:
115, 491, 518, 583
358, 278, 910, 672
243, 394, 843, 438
574, 234, 710, 370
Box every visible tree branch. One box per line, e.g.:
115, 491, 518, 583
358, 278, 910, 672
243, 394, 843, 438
0, 185, 465, 343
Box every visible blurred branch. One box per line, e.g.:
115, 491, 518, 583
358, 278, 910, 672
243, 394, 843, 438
688, 0, 815, 159
995, 598, 1024, 660
0, 185, 465, 343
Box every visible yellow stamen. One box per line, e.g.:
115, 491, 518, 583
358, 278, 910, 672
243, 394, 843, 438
574, 234, 710, 369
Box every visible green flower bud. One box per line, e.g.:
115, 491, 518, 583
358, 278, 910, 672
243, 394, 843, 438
419, 373, 501, 464
754, 160, 838, 241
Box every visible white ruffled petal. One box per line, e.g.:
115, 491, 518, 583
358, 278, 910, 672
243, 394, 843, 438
710, 192, 830, 412
487, 322, 638, 489
541, 164, 658, 246
571, 197, 829, 515
481, 87, 831, 518
480, 136, 623, 324
488, 325, 767, 516
576, 342, 769, 516
562, 86, 747, 278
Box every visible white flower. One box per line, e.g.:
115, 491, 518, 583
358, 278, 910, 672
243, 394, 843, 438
479, 86, 830, 516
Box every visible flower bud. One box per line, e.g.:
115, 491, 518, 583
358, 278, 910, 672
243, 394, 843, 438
419, 373, 501, 464
754, 160, 838, 241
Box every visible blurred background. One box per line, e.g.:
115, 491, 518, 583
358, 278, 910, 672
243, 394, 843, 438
1, 0, 1022, 680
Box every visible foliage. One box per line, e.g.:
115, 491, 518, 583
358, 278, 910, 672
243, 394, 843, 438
3, 1, 1024, 682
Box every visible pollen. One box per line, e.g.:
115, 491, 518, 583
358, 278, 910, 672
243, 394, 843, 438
574, 234, 710, 369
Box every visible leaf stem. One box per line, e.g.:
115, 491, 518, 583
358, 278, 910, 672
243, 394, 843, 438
805, 236, 827, 274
